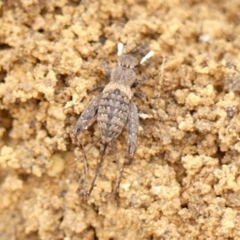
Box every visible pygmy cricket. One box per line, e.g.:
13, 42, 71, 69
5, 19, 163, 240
73, 43, 154, 198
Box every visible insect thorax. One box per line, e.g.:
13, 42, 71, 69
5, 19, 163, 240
111, 65, 137, 87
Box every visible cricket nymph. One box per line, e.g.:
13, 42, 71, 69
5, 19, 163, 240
72, 43, 154, 198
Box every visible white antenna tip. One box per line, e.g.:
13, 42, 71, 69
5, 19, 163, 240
140, 50, 154, 64
117, 42, 124, 56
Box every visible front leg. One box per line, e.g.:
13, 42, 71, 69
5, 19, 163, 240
132, 74, 149, 89
72, 94, 102, 139
103, 59, 111, 79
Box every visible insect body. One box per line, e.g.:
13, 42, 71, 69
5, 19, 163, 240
73, 43, 154, 197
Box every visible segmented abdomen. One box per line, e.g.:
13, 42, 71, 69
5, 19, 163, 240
97, 89, 130, 144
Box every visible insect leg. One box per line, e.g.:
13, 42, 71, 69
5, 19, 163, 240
77, 136, 102, 198
110, 139, 122, 198
103, 59, 111, 78
110, 139, 120, 169
132, 74, 149, 89
134, 91, 148, 98
86, 85, 104, 94
76, 136, 101, 174
78, 143, 89, 174
127, 101, 139, 159
113, 101, 139, 196
87, 143, 108, 197
72, 94, 101, 177
72, 94, 102, 139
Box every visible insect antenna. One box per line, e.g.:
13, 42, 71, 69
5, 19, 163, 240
117, 42, 154, 65
117, 42, 124, 56
140, 50, 154, 64
87, 143, 108, 197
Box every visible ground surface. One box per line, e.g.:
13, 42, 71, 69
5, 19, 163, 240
1, 0, 240, 239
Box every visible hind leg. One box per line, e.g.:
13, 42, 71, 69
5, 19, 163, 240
73, 95, 101, 187
72, 94, 102, 139
113, 101, 139, 196
86, 143, 108, 198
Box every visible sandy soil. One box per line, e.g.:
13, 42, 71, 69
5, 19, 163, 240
1, 0, 240, 239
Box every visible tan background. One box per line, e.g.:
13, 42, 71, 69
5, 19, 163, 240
1, 0, 240, 239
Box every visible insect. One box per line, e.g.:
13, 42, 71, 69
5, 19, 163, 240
73, 43, 154, 198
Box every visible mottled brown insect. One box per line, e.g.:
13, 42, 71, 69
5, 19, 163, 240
73, 43, 154, 198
